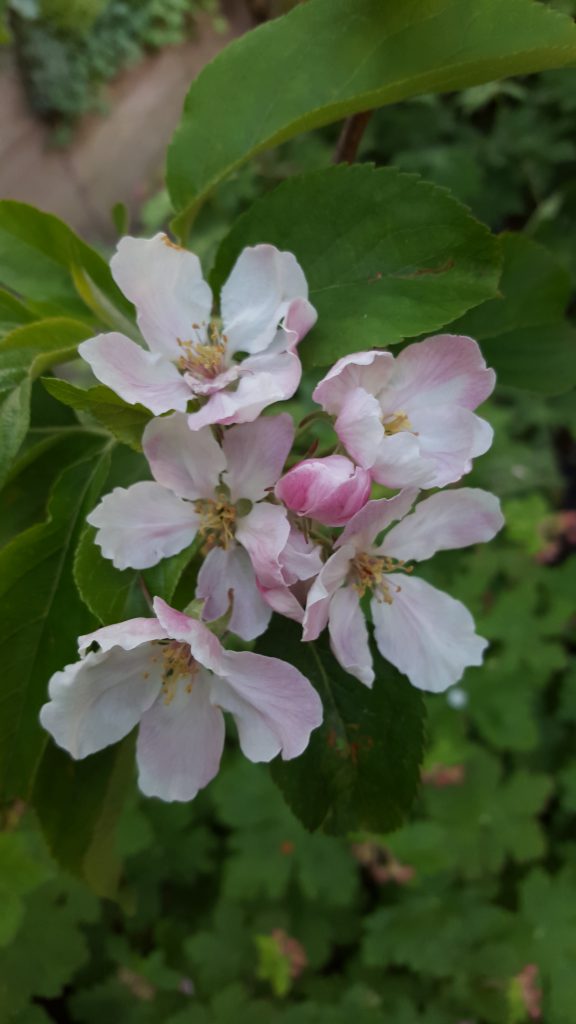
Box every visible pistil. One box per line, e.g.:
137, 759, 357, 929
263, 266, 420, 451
352, 551, 413, 603
161, 642, 196, 705
194, 497, 237, 552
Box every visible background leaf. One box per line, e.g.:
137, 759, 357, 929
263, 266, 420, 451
42, 377, 153, 450
213, 165, 500, 367
168, 0, 576, 227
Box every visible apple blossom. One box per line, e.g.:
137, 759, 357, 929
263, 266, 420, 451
39, 598, 323, 803
87, 412, 314, 641
79, 234, 317, 427
303, 488, 504, 692
275, 455, 371, 526
313, 334, 495, 489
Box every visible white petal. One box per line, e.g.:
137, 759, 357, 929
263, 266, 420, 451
388, 333, 496, 413
369, 433, 436, 490
222, 414, 294, 501
87, 481, 198, 570
313, 350, 395, 415
195, 545, 272, 641
382, 488, 504, 563
143, 412, 225, 500
111, 234, 213, 360
328, 586, 374, 687
334, 387, 385, 468
236, 503, 291, 589
187, 346, 302, 429
40, 646, 163, 759
302, 544, 354, 641
79, 616, 167, 654
79, 334, 191, 415
371, 575, 487, 693
136, 670, 225, 802
210, 649, 323, 761
221, 244, 311, 357
336, 490, 419, 552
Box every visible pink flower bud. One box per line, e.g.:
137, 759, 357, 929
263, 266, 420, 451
275, 455, 371, 527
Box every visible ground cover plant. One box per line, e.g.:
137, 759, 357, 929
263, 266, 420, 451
1, 1, 576, 1021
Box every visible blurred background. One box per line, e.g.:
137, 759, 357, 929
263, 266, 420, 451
1, 2, 576, 1022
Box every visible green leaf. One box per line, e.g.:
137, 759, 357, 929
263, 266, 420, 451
0, 289, 36, 335
0, 441, 112, 802
453, 234, 576, 394
168, 0, 576, 229
33, 737, 135, 899
42, 377, 153, 449
214, 165, 500, 368
257, 620, 425, 834
0, 201, 132, 321
0, 319, 95, 489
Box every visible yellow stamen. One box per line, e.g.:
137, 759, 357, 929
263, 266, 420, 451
352, 552, 413, 604
194, 498, 237, 553
177, 330, 227, 378
161, 234, 186, 252
383, 410, 413, 435
161, 642, 196, 705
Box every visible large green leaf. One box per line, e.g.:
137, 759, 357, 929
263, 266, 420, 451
33, 738, 135, 899
168, 0, 576, 230
0, 319, 95, 488
453, 233, 576, 394
213, 165, 499, 367
0, 201, 132, 323
0, 441, 112, 802
42, 377, 152, 450
258, 620, 425, 834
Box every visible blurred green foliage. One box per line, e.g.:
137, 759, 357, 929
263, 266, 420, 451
7, 0, 220, 136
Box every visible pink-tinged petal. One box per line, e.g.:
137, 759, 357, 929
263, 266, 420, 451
210, 649, 323, 760
303, 544, 354, 641
184, 363, 240, 397
313, 350, 395, 414
387, 334, 496, 414
187, 347, 301, 429
136, 671, 225, 801
222, 414, 294, 502
470, 412, 494, 458
276, 454, 371, 527
409, 405, 488, 487
78, 616, 167, 654
236, 503, 291, 589
382, 488, 504, 563
152, 598, 225, 670
336, 490, 419, 552
334, 387, 385, 468
328, 586, 374, 687
221, 244, 312, 357
143, 413, 225, 500
87, 481, 198, 570
79, 333, 190, 415
194, 546, 272, 642
279, 527, 323, 584
369, 432, 436, 489
111, 234, 213, 360
283, 296, 317, 345
371, 575, 487, 692
259, 583, 307, 624
40, 645, 163, 759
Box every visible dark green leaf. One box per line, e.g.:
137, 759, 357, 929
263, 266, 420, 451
168, 0, 576, 228
453, 233, 576, 394
0, 201, 132, 321
214, 165, 500, 367
0, 441, 112, 801
42, 377, 152, 449
33, 737, 135, 899
258, 620, 425, 834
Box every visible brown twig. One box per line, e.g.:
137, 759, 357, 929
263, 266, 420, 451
333, 111, 373, 164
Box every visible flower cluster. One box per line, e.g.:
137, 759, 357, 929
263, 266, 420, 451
40, 234, 504, 801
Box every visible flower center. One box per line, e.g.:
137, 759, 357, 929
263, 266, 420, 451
177, 320, 227, 379
161, 641, 196, 705
352, 552, 413, 603
194, 497, 237, 552
382, 410, 413, 435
